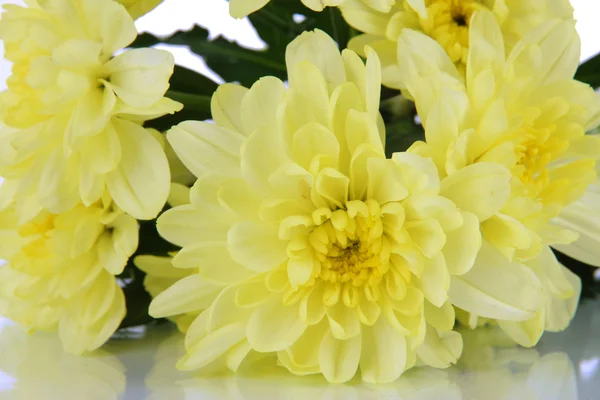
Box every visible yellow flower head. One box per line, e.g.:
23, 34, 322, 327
397, 11, 591, 347
0, 196, 138, 354
342, 0, 574, 88
0, 0, 181, 219
150, 30, 517, 383
118, 0, 163, 19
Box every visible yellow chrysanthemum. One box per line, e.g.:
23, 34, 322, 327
342, 0, 574, 88
148, 30, 527, 383
118, 0, 163, 19
0, 196, 138, 354
396, 11, 595, 346
0, 0, 181, 219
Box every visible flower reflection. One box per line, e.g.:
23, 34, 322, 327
0, 321, 126, 399
146, 326, 577, 400
456, 326, 577, 400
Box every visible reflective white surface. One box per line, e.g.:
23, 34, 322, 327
0, 300, 599, 399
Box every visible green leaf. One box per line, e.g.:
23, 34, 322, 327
130, 2, 355, 89
132, 26, 287, 87
385, 118, 425, 157
144, 65, 217, 131
248, 1, 353, 53
575, 52, 600, 88
169, 64, 219, 95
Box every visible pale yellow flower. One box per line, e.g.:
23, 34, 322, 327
0, 0, 181, 219
342, 0, 574, 88
396, 11, 595, 346
0, 196, 138, 354
118, 0, 163, 19
149, 30, 526, 383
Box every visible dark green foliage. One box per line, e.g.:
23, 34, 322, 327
575, 52, 600, 88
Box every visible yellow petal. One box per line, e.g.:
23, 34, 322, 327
246, 296, 306, 352
312, 168, 349, 209
38, 149, 79, 213
106, 119, 169, 220
157, 205, 230, 247
405, 219, 446, 259
241, 76, 287, 135
466, 11, 505, 90
105, 48, 174, 108
279, 322, 326, 373
526, 246, 575, 299
448, 241, 544, 321
440, 162, 511, 221
326, 301, 361, 340
292, 122, 340, 174
229, 0, 269, 18
179, 322, 246, 370
228, 222, 288, 272
442, 211, 481, 276
497, 308, 545, 347
418, 253, 450, 307
286, 29, 346, 90
211, 83, 248, 134
544, 266, 581, 332
392, 152, 440, 195
403, 194, 462, 231
149, 274, 221, 318
360, 318, 407, 383
300, 282, 327, 325
134, 255, 189, 279
424, 300, 455, 332
172, 242, 253, 284
167, 121, 244, 178
319, 331, 361, 383
416, 327, 462, 369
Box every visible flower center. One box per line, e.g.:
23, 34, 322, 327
310, 199, 390, 289
420, 0, 486, 63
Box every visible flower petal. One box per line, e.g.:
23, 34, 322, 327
360, 317, 407, 383
106, 119, 169, 220
228, 222, 288, 272
448, 241, 544, 321
319, 331, 361, 383
443, 211, 481, 276
167, 120, 244, 178
105, 48, 174, 108
286, 29, 346, 90
149, 274, 221, 318
247, 296, 306, 352
440, 162, 511, 221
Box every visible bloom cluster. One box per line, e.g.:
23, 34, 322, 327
0, 0, 179, 352
1, 0, 599, 384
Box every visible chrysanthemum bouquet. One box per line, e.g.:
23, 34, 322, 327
1, 0, 599, 383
